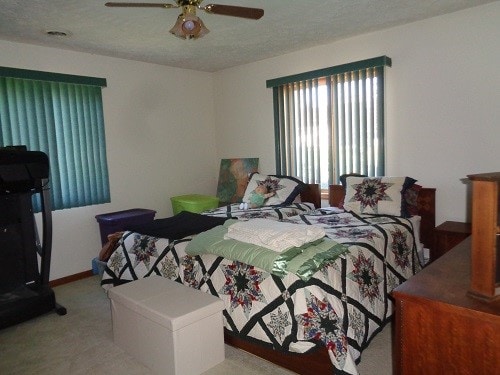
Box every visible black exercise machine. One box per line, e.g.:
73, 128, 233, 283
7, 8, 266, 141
0, 146, 66, 329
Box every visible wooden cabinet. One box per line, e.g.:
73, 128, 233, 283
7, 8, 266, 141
432, 221, 471, 262
392, 238, 500, 375
468, 172, 500, 301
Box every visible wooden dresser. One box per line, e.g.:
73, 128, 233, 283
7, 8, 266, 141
392, 237, 500, 375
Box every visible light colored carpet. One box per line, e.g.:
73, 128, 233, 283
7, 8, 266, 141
0, 276, 392, 374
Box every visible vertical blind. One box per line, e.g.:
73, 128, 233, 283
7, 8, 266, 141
267, 56, 390, 187
332, 66, 385, 178
0, 67, 110, 210
276, 78, 324, 183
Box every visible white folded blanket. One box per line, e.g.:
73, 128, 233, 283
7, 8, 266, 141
225, 218, 325, 252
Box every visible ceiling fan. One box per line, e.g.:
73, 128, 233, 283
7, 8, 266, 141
105, 1, 264, 40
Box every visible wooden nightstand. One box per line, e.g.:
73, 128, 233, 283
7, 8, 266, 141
432, 221, 471, 263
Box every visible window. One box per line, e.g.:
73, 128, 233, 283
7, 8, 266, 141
267, 56, 391, 191
0, 67, 110, 210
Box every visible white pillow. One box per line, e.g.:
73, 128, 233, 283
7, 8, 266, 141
242, 173, 305, 206
343, 176, 406, 216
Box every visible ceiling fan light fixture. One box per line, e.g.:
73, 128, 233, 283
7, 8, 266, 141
105, 1, 263, 40
169, 5, 209, 40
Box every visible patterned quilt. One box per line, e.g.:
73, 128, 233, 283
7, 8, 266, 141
101, 205, 421, 375
201, 201, 316, 219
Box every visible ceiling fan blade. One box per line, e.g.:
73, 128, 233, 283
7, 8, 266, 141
203, 4, 264, 19
105, 2, 177, 8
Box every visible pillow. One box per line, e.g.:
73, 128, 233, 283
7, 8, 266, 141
339, 173, 367, 188
242, 173, 305, 206
343, 176, 416, 216
338, 173, 367, 208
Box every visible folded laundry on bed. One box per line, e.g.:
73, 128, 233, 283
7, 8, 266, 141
186, 220, 348, 281
125, 211, 229, 240
225, 218, 326, 252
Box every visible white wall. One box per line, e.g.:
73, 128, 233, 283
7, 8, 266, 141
214, 2, 500, 225
0, 41, 217, 280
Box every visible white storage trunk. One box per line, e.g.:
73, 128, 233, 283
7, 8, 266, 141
108, 276, 225, 375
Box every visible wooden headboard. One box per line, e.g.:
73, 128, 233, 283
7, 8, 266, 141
328, 184, 436, 251
300, 183, 321, 208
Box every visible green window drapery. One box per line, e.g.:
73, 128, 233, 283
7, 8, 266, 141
0, 67, 110, 210
267, 56, 391, 187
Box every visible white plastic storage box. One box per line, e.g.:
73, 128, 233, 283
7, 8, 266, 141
95, 208, 156, 245
108, 276, 225, 375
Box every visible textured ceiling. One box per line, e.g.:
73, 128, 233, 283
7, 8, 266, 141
0, 0, 495, 72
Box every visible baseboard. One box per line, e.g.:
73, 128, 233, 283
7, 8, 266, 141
49, 270, 94, 287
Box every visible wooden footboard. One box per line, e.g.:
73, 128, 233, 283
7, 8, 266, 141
224, 330, 333, 375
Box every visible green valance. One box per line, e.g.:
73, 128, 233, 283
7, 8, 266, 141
0, 66, 107, 87
266, 55, 391, 88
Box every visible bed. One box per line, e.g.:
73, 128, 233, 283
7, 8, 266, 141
101, 174, 435, 375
